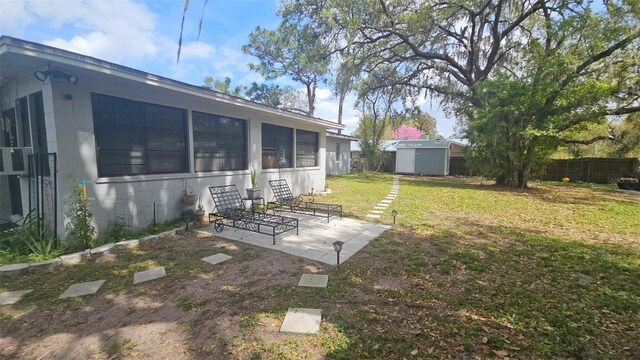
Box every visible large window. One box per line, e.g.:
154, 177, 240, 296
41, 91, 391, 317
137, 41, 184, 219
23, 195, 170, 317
91, 93, 188, 177
192, 111, 247, 172
262, 123, 293, 169
296, 129, 318, 167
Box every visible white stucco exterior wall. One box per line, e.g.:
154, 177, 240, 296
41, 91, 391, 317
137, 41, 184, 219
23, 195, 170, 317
325, 136, 352, 175
45, 71, 327, 237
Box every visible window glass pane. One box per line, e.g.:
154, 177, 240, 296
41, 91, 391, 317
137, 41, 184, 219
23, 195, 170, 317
17, 98, 31, 147
262, 123, 292, 169
296, 129, 318, 167
193, 111, 247, 172
91, 93, 187, 177
11, 148, 25, 171
1, 108, 18, 147
29, 92, 47, 154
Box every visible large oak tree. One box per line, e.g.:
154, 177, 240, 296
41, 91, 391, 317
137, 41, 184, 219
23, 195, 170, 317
281, 0, 640, 187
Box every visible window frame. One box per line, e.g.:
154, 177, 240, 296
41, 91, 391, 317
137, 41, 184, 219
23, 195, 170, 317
192, 111, 248, 172
295, 129, 319, 168
91, 93, 189, 178
261, 123, 293, 169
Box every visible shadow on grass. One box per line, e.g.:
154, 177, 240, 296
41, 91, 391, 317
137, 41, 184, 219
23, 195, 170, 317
3, 221, 638, 359
319, 225, 640, 359
400, 175, 638, 206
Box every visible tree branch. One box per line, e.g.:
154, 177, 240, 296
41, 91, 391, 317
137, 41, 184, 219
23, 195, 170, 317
562, 135, 614, 145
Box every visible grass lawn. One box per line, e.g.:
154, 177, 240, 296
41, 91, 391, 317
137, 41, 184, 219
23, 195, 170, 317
1, 174, 638, 359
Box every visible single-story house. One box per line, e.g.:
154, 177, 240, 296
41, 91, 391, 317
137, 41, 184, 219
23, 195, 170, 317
395, 139, 467, 175
0, 36, 343, 237
325, 131, 357, 176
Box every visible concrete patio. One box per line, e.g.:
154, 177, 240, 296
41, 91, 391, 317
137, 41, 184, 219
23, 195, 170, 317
200, 214, 390, 265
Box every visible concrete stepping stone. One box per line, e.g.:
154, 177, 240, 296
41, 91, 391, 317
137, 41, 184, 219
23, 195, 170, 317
374, 206, 386, 210
0, 289, 33, 305
366, 214, 381, 219
201, 253, 233, 265
133, 267, 166, 284
371, 210, 384, 214
59, 280, 105, 299
380, 199, 393, 204
298, 274, 329, 288
280, 308, 322, 334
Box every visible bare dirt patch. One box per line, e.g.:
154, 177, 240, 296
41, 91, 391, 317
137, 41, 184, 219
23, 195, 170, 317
0, 232, 331, 359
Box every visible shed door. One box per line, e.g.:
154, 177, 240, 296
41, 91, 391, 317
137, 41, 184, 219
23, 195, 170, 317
415, 148, 447, 175
396, 148, 415, 173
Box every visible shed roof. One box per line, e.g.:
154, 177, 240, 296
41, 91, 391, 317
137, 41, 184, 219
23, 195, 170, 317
395, 139, 468, 149
351, 140, 399, 152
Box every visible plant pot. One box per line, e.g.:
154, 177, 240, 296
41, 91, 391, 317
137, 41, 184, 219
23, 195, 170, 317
246, 188, 261, 200
194, 211, 205, 223
182, 194, 197, 205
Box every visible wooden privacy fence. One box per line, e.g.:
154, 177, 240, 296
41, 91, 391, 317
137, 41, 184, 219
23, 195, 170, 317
538, 158, 639, 183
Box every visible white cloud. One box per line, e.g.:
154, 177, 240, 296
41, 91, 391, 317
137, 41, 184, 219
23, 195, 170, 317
0, 1, 34, 34
314, 90, 360, 134
315, 88, 333, 100
8, 0, 162, 62
178, 41, 216, 60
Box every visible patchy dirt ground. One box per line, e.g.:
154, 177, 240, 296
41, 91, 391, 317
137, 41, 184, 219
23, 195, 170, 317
2, 176, 639, 359
0, 232, 332, 359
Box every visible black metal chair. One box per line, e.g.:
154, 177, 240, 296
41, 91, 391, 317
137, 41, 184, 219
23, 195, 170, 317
268, 179, 342, 222
208, 185, 299, 245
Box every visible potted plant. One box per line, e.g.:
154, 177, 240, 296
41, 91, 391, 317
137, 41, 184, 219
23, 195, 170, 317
194, 196, 205, 222
182, 189, 197, 205
246, 167, 261, 200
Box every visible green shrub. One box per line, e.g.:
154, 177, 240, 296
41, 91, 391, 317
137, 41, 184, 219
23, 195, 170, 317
105, 216, 129, 242
0, 211, 59, 260
65, 183, 96, 249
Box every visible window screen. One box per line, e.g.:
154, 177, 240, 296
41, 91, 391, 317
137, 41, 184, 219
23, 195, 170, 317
262, 123, 293, 169
192, 111, 247, 172
91, 93, 187, 177
296, 129, 318, 167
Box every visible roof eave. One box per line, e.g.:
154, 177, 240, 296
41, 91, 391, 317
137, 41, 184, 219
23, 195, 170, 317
0, 36, 344, 130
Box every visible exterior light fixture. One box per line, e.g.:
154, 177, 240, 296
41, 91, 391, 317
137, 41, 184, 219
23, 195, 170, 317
34, 69, 78, 84
333, 240, 344, 267
391, 209, 399, 224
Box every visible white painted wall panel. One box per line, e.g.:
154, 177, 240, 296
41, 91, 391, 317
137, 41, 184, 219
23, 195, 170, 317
395, 148, 415, 174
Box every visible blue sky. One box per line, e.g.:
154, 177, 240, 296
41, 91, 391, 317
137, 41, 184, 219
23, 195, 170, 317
0, 0, 457, 137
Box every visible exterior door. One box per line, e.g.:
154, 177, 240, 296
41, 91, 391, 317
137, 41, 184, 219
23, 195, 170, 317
415, 148, 447, 175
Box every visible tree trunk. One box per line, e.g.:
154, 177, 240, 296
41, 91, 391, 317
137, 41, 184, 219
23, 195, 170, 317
337, 90, 346, 134
306, 81, 316, 116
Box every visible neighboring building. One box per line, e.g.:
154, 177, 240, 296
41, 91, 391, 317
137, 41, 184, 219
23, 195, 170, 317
395, 139, 467, 176
325, 131, 356, 175
0, 36, 343, 236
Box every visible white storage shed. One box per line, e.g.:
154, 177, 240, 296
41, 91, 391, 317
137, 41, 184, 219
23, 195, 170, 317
395, 140, 466, 176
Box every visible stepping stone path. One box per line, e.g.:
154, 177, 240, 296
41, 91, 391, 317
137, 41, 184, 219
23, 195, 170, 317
366, 175, 400, 219
280, 308, 322, 334
201, 253, 233, 265
59, 280, 105, 299
133, 267, 166, 284
0, 289, 33, 305
298, 274, 329, 288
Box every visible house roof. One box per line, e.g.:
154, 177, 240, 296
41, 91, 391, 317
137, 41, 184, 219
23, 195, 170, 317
326, 131, 358, 141
351, 140, 399, 152
352, 139, 468, 151
0, 36, 343, 130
